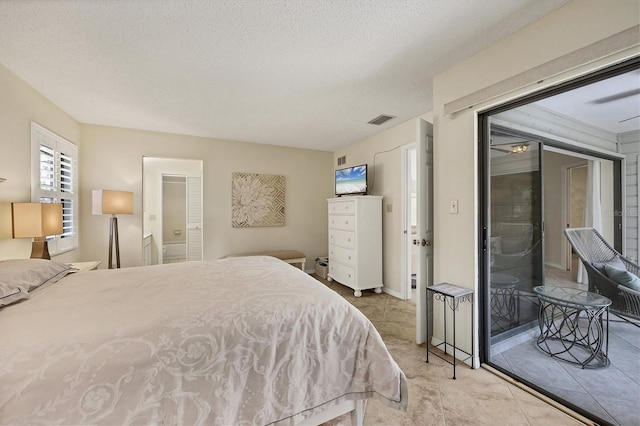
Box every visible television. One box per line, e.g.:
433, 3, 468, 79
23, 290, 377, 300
335, 164, 368, 196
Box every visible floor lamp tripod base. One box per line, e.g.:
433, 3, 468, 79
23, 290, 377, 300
108, 215, 121, 269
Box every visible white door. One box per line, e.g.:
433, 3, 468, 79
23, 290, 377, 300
416, 119, 434, 344
402, 144, 417, 302
186, 175, 203, 261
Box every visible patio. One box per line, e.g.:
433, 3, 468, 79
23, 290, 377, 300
491, 265, 640, 425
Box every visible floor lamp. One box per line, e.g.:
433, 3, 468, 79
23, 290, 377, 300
11, 202, 63, 259
92, 190, 133, 269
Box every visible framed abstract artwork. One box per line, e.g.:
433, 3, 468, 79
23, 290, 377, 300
232, 172, 285, 228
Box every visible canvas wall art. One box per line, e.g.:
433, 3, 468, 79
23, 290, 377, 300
232, 172, 285, 228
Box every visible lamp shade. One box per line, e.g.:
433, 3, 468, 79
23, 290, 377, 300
11, 203, 63, 238
92, 190, 133, 215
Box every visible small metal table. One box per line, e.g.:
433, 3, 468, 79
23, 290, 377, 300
426, 283, 474, 379
533, 286, 611, 369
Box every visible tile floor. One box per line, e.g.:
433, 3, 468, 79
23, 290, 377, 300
313, 275, 589, 426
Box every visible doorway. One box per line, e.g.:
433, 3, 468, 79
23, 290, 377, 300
142, 157, 203, 265
479, 60, 635, 425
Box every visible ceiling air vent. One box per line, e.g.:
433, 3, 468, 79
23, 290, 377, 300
337, 156, 346, 166
368, 114, 396, 125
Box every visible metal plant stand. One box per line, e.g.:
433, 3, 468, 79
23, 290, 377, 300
426, 283, 474, 379
533, 286, 611, 369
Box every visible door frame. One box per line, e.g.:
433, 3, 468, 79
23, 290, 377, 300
401, 143, 417, 301
415, 119, 433, 344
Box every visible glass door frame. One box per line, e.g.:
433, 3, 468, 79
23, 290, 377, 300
478, 58, 635, 423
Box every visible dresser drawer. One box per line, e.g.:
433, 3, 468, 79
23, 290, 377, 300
329, 229, 355, 249
329, 262, 355, 286
328, 200, 355, 215
329, 245, 356, 267
329, 214, 355, 231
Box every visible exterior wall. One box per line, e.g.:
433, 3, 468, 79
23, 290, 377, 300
432, 0, 639, 360
0, 64, 82, 261
621, 130, 640, 261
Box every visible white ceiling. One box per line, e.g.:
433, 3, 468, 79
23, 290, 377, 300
0, 0, 570, 151
535, 69, 640, 134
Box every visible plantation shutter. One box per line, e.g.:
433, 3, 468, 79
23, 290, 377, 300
31, 122, 78, 254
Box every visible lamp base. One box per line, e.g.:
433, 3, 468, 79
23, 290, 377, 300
30, 238, 51, 260
108, 215, 121, 269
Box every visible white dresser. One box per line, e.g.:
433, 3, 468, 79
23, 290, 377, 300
327, 196, 383, 297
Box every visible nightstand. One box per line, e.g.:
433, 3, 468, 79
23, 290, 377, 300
68, 261, 101, 272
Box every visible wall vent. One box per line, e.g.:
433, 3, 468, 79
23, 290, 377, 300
337, 156, 346, 166
367, 114, 396, 125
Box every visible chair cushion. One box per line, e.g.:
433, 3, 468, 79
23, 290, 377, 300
592, 256, 626, 275
604, 264, 640, 292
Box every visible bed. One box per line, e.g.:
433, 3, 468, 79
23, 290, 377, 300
0, 256, 407, 425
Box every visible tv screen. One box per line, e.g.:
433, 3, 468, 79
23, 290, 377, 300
335, 164, 367, 196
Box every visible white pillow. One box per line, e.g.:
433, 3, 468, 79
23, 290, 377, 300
0, 285, 29, 307
0, 259, 72, 294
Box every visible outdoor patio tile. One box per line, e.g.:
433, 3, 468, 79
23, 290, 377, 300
565, 364, 640, 403
499, 342, 582, 392
595, 395, 640, 426
608, 321, 640, 350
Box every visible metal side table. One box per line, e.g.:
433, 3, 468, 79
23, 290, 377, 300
426, 283, 474, 379
533, 286, 611, 368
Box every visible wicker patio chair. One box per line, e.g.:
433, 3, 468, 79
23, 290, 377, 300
564, 227, 640, 326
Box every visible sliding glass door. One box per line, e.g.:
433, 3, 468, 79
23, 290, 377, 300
487, 128, 544, 341
478, 59, 635, 425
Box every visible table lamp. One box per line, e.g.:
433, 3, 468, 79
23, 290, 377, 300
92, 189, 133, 269
11, 202, 63, 260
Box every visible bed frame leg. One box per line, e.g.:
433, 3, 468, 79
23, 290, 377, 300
350, 400, 364, 426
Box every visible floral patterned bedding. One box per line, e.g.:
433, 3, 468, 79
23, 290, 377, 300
0, 256, 407, 425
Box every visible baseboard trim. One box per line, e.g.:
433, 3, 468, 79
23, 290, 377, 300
382, 286, 403, 299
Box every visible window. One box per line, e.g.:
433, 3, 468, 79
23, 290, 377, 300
31, 122, 78, 255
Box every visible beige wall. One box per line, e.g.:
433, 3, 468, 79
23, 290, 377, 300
431, 0, 639, 358
333, 115, 431, 296
0, 64, 82, 261
0, 64, 334, 267
80, 124, 334, 268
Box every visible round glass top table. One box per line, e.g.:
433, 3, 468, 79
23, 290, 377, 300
532, 286, 611, 368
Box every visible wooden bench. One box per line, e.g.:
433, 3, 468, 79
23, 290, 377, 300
226, 250, 306, 271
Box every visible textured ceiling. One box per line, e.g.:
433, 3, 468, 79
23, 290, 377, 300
0, 0, 569, 151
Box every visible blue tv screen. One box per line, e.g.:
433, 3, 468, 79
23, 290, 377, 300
335, 164, 367, 196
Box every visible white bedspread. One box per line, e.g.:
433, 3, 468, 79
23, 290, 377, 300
0, 256, 407, 425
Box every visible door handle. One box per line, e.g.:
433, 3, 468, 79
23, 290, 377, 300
422, 239, 431, 247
